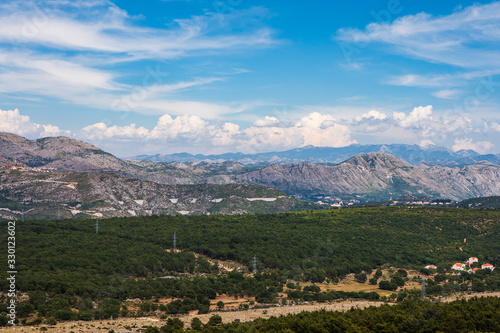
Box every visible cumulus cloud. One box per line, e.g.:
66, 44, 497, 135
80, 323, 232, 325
77, 112, 356, 152
393, 105, 433, 128
452, 138, 494, 154
353, 110, 387, 123
419, 139, 435, 148
253, 116, 280, 127
241, 112, 355, 151
392, 105, 472, 138
486, 122, 500, 132
0, 108, 68, 137
80, 123, 149, 140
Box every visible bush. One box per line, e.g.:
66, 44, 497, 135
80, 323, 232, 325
434, 274, 447, 283
396, 269, 408, 278
191, 317, 202, 330
207, 315, 222, 327
303, 285, 321, 293
355, 273, 367, 283
391, 276, 405, 287
78, 311, 93, 321
379, 280, 398, 291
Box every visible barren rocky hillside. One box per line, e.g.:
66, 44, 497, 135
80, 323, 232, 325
0, 169, 319, 220
230, 153, 500, 201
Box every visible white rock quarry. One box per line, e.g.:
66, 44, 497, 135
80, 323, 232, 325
246, 198, 278, 202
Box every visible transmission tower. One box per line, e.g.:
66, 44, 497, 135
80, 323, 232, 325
173, 232, 177, 251
96, 219, 99, 234
57, 207, 61, 220
421, 277, 426, 298
21, 209, 24, 222
253, 254, 257, 275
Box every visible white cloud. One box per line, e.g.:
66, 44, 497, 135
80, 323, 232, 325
241, 112, 355, 151
336, 2, 500, 88
490, 122, 500, 132
432, 89, 461, 100
253, 116, 280, 127
77, 112, 355, 153
393, 105, 433, 128
353, 110, 387, 123
0, 108, 68, 137
0, 1, 277, 118
452, 138, 494, 154
80, 123, 149, 140
392, 105, 473, 139
336, 2, 500, 70
419, 139, 435, 148
0, 1, 276, 59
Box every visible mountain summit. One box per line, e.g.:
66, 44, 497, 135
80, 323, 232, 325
0, 132, 128, 172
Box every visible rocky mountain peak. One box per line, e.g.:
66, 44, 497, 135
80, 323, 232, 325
344, 152, 411, 169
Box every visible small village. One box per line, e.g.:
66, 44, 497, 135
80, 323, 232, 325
0, 161, 55, 172
425, 256, 496, 274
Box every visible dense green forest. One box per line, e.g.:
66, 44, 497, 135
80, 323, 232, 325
458, 196, 500, 209
1, 207, 500, 324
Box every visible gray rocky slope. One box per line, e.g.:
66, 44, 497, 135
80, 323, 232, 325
2, 132, 500, 204
226, 153, 500, 201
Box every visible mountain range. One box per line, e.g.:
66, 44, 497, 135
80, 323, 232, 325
131, 144, 500, 166
0, 169, 316, 220
227, 153, 500, 202
1, 132, 500, 220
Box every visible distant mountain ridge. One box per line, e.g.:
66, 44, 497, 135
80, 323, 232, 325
224, 153, 500, 202
131, 144, 500, 166
2, 132, 500, 207
0, 169, 319, 220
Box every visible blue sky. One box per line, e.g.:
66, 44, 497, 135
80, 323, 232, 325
0, 0, 499, 156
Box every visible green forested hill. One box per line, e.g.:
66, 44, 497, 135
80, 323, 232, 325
2, 207, 499, 289
458, 196, 500, 209
1, 207, 500, 323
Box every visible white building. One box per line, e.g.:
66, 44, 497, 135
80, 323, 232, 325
468, 257, 479, 264
482, 263, 495, 271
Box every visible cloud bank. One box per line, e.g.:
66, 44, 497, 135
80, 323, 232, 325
1, 106, 494, 155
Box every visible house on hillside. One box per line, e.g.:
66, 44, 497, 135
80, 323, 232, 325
451, 263, 465, 271
482, 263, 495, 271
468, 257, 479, 264
425, 265, 437, 269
